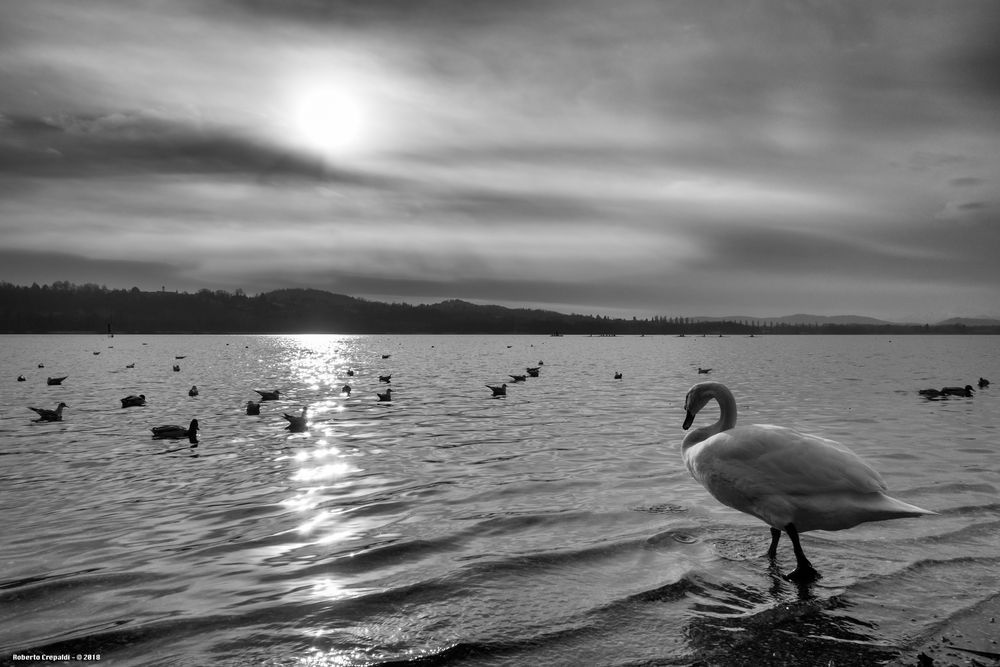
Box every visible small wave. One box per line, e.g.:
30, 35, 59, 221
629, 503, 689, 514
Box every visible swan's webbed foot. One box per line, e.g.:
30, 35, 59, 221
782, 523, 820, 582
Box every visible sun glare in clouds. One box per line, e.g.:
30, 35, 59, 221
291, 85, 367, 158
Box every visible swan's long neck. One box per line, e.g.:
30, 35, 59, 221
682, 383, 738, 449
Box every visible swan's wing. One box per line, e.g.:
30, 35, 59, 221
687, 424, 887, 499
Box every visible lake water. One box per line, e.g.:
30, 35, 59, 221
1, 334, 997, 666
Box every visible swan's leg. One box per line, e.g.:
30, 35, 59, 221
767, 527, 781, 559
783, 524, 819, 582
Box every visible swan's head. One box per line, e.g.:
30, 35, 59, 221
682, 382, 729, 430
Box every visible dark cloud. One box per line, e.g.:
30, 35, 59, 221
0, 249, 189, 291
0, 112, 395, 187
950, 177, 986, 187
686, 223, 996, 288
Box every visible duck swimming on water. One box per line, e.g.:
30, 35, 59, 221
486, 383, 507, 397
283, 406, 308, 432
121, 394, 146, 408
151, 419, 199, 444
680, 382, 935, 582
29, 402, 68, 422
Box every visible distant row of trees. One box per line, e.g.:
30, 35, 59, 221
0, 282, 997, 335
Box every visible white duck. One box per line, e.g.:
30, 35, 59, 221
681, 382, 935, 582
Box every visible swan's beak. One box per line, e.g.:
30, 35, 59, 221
683, 411, 695, 430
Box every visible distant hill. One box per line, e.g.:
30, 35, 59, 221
935, 317, 1000, 327
0, 282, 998, 334
694, 314, 897, 326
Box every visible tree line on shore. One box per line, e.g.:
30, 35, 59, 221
0, 281, 996, 335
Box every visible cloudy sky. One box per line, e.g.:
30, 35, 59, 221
1, 1, 998, 321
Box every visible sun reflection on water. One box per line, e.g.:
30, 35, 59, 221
279, 334, 360, 393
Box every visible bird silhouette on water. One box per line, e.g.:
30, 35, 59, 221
283, 407, 308, 432
121, 394, 146, 408
152, 419, 199, 444
29, 402, 68, 422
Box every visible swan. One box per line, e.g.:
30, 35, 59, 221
680, 382, 935, 582
121, 394, 146, 408
151, 419, 199, 444
486, 383, 507, 397
255, 389, 280, 401
245, 400, 261, 415
376, 388, 392, 402
283, 407, 308, 432
29, 402, 68, 422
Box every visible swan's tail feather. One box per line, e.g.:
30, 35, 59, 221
793, 493, 937, 532
880, 495, 937, 517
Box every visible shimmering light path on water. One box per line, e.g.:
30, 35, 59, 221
1, 334, 997, 665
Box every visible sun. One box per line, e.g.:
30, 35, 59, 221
292, 87, 367, 157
